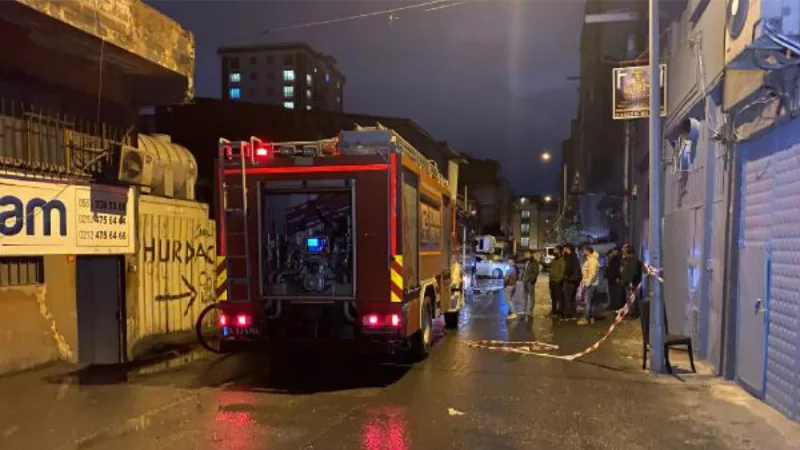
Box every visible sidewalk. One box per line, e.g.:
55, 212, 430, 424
508, 280, 800, 449
0, 350, 210, 450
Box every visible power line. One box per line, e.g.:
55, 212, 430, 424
237, 0, 473, 36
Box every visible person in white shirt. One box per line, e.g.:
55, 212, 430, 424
578, 246, 600, 326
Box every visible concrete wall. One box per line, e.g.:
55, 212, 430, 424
0, 255, 77, 374
664, 0, 726, 128
659, 0, 728, 371
15, 0, 194, 92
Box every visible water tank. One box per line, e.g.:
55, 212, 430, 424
137, 134, 198, 200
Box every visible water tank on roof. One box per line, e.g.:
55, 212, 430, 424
136, 134, 197, 200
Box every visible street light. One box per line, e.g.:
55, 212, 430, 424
540, 152, 552, 162
544, 195, 552, 202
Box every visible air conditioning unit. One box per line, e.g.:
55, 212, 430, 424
725, 0, 800, 69
118, 145, 154, 187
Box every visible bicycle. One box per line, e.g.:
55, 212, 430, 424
195, 302, 228, 353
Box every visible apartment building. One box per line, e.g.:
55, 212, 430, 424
219, 42, 345, 112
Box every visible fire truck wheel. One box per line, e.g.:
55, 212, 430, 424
411, 296, 434, 361
492, 268, 503, 279
444, 311, 460, 330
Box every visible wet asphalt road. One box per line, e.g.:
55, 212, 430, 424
1, 277, 794, 449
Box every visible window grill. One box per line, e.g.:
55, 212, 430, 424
0, 98, 131, 180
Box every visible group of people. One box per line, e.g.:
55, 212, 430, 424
502, 243, 643, 326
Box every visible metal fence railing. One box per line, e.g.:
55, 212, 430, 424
0, 98, 132, 179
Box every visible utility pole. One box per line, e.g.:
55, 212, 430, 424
462, 184, 468, 275
648, 0, 665, 374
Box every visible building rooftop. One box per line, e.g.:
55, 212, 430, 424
217, 41, 345, 82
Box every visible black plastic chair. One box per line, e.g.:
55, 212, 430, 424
641, 298, 697, 374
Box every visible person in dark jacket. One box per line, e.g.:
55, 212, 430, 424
548, 245, 565, 317
605, 247, 623, 310
521, 255, 540, 316
621, 244, 643, 317
561, 244, 581, 318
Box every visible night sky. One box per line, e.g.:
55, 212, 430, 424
147, 1, 585, 194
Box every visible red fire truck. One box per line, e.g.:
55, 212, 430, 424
215, 125, 463, 359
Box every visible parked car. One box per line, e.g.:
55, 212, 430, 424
540, 246, 557, 271
474, 255, 512, 279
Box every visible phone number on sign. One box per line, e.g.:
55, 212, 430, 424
77, 198, 127, 213
78, 230, 128, 241
77, 214, 128, 225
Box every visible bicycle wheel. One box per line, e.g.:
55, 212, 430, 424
195, 302, 226, 353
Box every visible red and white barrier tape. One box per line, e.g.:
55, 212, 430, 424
463, 263, 663, 361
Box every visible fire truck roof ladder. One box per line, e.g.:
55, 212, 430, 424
218, 138, 253, 301
350, 123, 450, 191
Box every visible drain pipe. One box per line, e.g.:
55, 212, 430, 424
719, 135, 742, 379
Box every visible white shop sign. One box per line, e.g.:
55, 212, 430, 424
0, 177, 135, 255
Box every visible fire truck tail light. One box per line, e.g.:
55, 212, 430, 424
218, 314, 228, 327
235, 314, 252, 327
363, 314, 380, 327
361, 314, 402, 328
255, 146, 270, 157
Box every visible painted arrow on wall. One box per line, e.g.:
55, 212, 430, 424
155, 275, 197, 306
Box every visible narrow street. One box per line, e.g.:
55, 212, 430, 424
1, 276, 797, 450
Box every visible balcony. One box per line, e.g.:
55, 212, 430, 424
0, 0, 194, 105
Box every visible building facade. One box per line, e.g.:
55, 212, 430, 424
219, 42, 345, 112
510, 196, 558, 256
0, 0, 194, 374
566, 0, 647, 241
627, 0, 800, 424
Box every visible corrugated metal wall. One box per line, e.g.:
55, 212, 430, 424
739, 120, 800, 421
125, 195, 216, 359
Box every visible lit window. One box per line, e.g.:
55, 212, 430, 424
283, 69, 295, 82
283, 101, 294, 110
306, 74, 312, 85
283, 86, 294, 98
521, 237, 530, 247
521, 224, 530, 233
336, 96, 341, 103
229, 72, 241, 83
306, 105, 312, 111
306, 89, 312, 98
229, 88, 241, 99
521, 210, 531, 218
325, 73, 330, 83
314, 66, 318, 73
